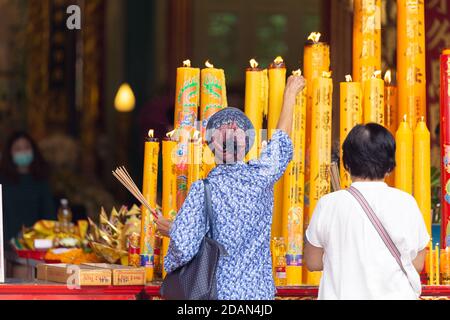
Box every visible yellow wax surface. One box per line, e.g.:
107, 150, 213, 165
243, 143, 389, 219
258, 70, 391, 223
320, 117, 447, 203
414, 120, 431, 234
395, 120, 413, 194
340, 81, 363, 189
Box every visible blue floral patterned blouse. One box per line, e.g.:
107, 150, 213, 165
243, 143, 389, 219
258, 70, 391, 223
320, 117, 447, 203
164, 130, 293, 300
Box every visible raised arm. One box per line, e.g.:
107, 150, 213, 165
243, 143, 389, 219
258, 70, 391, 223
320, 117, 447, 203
248, 74, 305, 185
277, 74, 306, 136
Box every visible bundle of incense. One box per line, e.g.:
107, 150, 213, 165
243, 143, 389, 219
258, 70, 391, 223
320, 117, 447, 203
112, 166, 160, 220
330, 162, 342, 191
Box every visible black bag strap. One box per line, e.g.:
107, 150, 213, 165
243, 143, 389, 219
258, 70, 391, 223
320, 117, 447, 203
203, 179, 214, 239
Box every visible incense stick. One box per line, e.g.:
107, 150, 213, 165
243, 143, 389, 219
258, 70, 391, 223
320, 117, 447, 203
112, 167, 160, 220
330, 162, 342, 191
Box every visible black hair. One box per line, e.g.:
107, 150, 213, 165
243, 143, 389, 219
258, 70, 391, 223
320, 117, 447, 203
342, 123, 396, 180
0, 131, 50, 183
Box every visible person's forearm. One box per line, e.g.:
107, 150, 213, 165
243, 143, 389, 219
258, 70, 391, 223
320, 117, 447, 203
304, 242, 324, 272
413, 249, 426, 273
276, 92, 296, 136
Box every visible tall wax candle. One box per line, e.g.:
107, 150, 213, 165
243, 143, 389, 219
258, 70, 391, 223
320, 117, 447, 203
245, 59, 268, 161
384, 70, 397, 187
397, 0, 427, 129
353, 0, 382, 85
174, 60, 200, 131
303, 34, 331, 275
395, 116, 413, 194
201, 61, 228, 139
161, 138, 178, 278
384, 70, 398, 135
268, 56, 287, 239
340, 75, 363, 189
268, 56, 287, 138
304, 33, 331, 152
441, 49, 450, 249
282, 70, 307, 285
307, 72, 333, 285
140, 130, 160, 282
414, 118, 431, 234
363, 70, 384, 125
174, 60, 200, 209
187, 133, 203, 191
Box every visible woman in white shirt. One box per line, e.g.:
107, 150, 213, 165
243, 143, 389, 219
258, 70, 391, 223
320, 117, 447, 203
304, 123, 430, 300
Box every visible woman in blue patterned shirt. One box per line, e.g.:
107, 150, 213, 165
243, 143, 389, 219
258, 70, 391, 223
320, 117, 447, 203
157, 75, 305, 300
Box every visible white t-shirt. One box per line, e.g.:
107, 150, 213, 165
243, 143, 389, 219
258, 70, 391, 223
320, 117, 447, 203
306, 182, 430, 300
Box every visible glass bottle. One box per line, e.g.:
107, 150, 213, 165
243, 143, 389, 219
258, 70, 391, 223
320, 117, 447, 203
57, 199, 73, 233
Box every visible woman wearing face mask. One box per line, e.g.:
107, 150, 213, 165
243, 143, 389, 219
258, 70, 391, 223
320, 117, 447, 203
0, 132, 55, 242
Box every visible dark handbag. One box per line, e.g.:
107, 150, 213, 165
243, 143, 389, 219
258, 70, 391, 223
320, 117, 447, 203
160, 179, 227, 300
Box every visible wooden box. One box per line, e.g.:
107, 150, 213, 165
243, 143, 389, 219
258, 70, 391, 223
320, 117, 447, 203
82, 263, 146, 286
36, 263, 112, 286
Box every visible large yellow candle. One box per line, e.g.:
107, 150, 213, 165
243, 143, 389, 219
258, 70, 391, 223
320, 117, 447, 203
340, 75, 363, 189
363, 70, 384, 125
245, 59, 268, 160
174, 60, 200, 209
353, 0, 382, 84
384, 70, 397, 187
303, 33, 330, 265
200, 61, 228, 139
161, 138, 178, 278
307, 72, 333, 285
395, 116, 413, 194
283, 70, 307, 285
303, 33, 331, 93
174, 60, 200, 130
187, 133, 203, 191
414, 118, 431, 234
268, 56, 287, 239
140, 130, 160, 282
304, 33, 331, 156
384, 70, 398, 135
268, 56, 287, 138
397, 0, 427, 129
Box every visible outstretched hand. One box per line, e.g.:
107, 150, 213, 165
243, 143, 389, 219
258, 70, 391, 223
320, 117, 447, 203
277, 74, 306, 135
285, 74, 306, 101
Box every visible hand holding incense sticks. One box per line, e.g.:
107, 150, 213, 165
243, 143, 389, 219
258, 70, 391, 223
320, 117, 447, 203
112, 166, 160, 221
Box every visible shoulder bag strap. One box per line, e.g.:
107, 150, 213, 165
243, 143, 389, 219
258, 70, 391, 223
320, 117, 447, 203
203, 179, 214, 239
346, 186, 408, 277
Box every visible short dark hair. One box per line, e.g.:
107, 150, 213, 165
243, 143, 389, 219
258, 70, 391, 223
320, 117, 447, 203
342, 123, 396, 180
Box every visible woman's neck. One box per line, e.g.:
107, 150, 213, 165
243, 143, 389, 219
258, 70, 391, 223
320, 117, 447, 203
351, 176, 385, 183
17, 166, 30, 174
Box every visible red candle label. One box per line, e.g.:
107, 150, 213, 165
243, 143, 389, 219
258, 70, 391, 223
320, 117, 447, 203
441, 51, 450, 248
